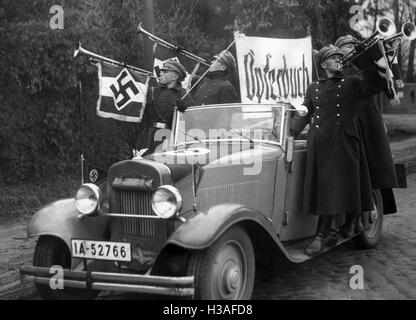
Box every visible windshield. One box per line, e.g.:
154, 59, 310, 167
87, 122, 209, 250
174, 104, 288, 147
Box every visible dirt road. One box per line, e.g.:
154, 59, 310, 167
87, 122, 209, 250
0, 217, 37, 299
1, 173, 415, 300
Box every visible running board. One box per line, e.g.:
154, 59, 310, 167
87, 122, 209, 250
284, 233, 361, 262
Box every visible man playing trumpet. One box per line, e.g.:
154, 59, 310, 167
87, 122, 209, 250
335, 35, 398, 236
136, 58, 192, 154
290, 44, 391, 255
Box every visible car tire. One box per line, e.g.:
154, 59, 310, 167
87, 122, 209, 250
33, 235, 98, 300
186, 225, 255, 300
353, 189, 384, 249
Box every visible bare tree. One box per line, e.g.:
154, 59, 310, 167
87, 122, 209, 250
405, 0, 416, 82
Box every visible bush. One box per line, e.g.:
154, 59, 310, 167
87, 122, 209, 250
0, 0, 363, 184
0, 1, 145, 183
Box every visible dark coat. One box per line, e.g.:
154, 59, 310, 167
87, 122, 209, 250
190, 71, 238, 132
343, 66, 398, 189
291, 70, 386, 216
136, 83, 191, 153
191, 71, 238, 106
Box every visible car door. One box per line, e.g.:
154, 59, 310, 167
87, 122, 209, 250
278, 139, 318, 241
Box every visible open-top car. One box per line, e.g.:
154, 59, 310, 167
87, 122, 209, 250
20, 103, 390, 300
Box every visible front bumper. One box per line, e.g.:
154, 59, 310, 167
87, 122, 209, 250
20, 266, 194, 297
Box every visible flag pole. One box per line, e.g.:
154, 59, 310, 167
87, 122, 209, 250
78, 79, 85, 184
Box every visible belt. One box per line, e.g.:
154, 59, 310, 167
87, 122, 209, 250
152, 122, 167, 129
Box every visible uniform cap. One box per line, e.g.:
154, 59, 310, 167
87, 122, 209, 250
160, 58, 187, 81
214, 50, 236, 74
316, 45, 343, 66
334, 35, 360, 48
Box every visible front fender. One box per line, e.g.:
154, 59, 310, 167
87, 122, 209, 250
165, 204, 282, 250
27, 198, 110, 249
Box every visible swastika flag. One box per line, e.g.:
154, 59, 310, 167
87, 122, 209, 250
96, 62, 150, 122
83, 162, 107, 186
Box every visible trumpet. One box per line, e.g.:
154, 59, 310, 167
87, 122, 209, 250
383, 22, 416, 54
74, 42, 154, 76
137, 23, 210, 68
341, 17, 396, 68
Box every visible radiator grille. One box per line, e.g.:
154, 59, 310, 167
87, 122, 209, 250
115, 190, 166, 240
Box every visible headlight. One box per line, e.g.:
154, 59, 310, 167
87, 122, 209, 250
74, 183, 102, 215
151, 185, 183, 219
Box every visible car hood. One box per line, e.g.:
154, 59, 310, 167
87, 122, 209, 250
145, 143, 282, 183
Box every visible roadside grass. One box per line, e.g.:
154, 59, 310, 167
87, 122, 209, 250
383, 114, 416, 142
0, 173, 81, 220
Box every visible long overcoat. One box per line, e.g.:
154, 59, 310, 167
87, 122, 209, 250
191, 71, 237, 106
291, 70, 385, 216
343, 66, 398, 190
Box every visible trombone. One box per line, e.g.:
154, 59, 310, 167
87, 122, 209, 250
137, 23, 210, 68
74, 42, 154, 77
341, 17, 396, 68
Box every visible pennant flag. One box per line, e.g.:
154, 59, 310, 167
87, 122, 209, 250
96, 62, 150, 122
153, 44, 201, 89
384, 39, 405, 98
84, 162, 107, 186
371, 42, 397, 99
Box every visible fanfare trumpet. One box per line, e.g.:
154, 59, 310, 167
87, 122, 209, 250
382, 22, 416, 92
341, 17, 397, 68
74, 42, 154, 76
383, 22, 416, 54
137, 23, 210, 68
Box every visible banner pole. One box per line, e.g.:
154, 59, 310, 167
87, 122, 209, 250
181, 38, 238, 100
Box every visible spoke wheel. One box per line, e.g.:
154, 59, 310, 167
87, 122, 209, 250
187, 226, 255, 300
354, 189, 383, 249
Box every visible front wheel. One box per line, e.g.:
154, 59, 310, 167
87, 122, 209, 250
354, 189, 384, 249
187, 225, 255, 300
33, 236, 98, 300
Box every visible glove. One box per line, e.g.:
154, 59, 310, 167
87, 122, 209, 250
176, 98, 189, 112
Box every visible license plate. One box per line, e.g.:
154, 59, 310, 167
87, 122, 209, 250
71, 239, 131, 262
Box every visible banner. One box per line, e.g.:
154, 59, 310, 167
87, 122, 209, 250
96, 62, 149, 122
235, 33, 313, 108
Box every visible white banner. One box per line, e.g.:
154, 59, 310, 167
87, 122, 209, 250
235, 33, 312, 108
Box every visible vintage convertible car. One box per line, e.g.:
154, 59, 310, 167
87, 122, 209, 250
20, 103, 391, 300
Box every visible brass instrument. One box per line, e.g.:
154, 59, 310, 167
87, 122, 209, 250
74, 43, 154, 76
137, 23, 210, 68
340, 17, 396, 68
383, 22, 416, 55
382, 23, 416, 93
